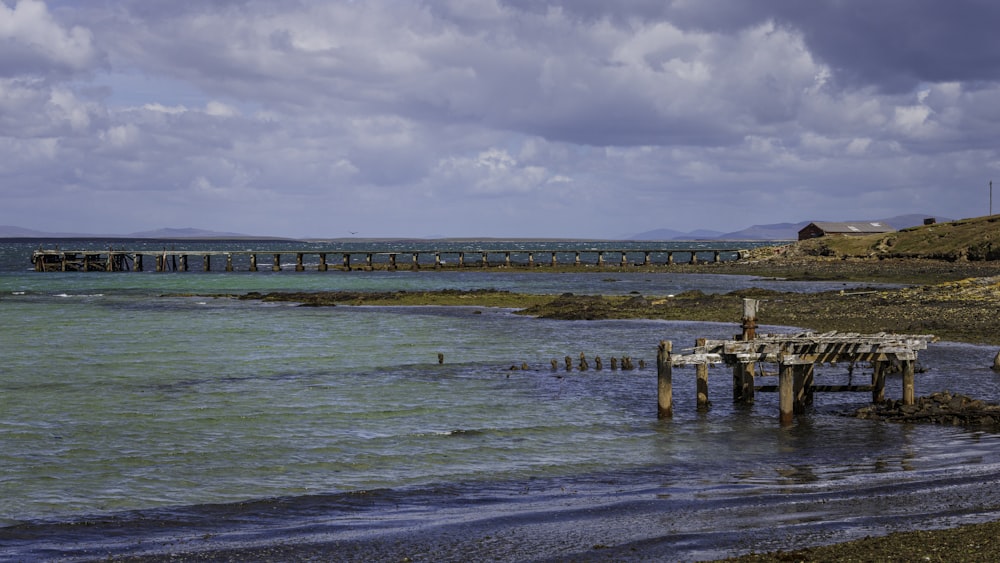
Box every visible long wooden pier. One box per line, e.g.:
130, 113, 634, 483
30, 246, 752, 272
657, 299, 937, 424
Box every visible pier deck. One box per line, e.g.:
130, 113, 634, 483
656, 299, 937, 424
30, 246, 752, 272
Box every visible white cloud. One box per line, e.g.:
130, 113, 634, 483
0, 0, 99, 76
1, 1, 999, 237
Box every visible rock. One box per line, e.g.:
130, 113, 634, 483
993, 350, 1000, 371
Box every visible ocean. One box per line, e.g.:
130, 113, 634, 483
2, 239, 1000, 562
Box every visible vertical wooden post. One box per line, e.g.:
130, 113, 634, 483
435, 253, 442, 269
296, 253, 305, 271
902, 360, 915, 405
742, 298, 759, 340
802, 364, 815, 406
135, 254, 144, 272
621, 251, 628, 267
341, 254, 350, 271
528, 252, 534, 267
250, 254, 258, 271
203, 255, 211, 272
575, 251, 581, 266
366, 253, 373, 270
412, 253, 420, 270
737, 298, 759, 403
714, 250, 721, 263
690, 252, 698, 265
597, 251, 604, 266
643, 251, 651, 266
793, 365, 810, 414
696, 339, 709, 411
459, 252, 465, 267
779, 361, 794, 425
481, 252, 489, 267
667, 252, 674, 265
179, 255, 188, 272
226, 254, 233, 272
551, 252, 557, 267
272, 254, 281, 272
319, 253, 327, 271
388, 254, 396, 270
736, 362, 755, 404
155, 254, 163, 272
505, 252, 511, 267
657, 341, 673, 419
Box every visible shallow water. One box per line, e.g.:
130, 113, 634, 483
2, 239, 1000, 561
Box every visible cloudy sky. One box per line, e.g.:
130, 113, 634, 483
2, 0, 999, 238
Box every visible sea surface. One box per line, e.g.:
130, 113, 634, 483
3, 239, 1000, 562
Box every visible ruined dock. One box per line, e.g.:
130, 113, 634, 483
657, 299, 938, 424
30, 246, 752, 272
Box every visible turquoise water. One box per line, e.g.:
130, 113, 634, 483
4, 239, 1000, 561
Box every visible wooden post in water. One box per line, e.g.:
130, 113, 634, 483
435, 253, 442, 269
226, 254, 234, 272
481, 252, 489, 267
714, 251, 721, 263
689, 252, 698, 265
342, 254, 351, 271
872, 361, 887, 403
643, 252, 651, 266
459, 252, 465, 267
412, 253, 420, 270
597, 251, 604, 267
779, 361, 794, 425
902, 360, 915, 405
575, 251, 581, 266
657, 341, 673, 419
528, 252, 534, 267
318, 253, 327, 271
135, 254, 143, 272
793, 365, 810, 414
366, 254, 373, 270
551, 252, 557, 267
296, 254, 305, 272
735, 298, 759, 403
696, 338, 710, 411
272, 254, 281, 272
179, 255, 188, 272
249, 254, 258, 272
667, 252, 674, 265
505, 252, 511, 267
621, 252, 628, 267
203, 255, 211, 272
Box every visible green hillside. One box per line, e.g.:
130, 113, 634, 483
798, 215, 1000, 260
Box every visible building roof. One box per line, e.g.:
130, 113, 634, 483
802, 221, 896, 234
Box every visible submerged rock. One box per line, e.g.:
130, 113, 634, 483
852, 391, 1000, 426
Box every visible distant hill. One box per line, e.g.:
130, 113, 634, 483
629, 228, 724, 240
125, 227, 271, 239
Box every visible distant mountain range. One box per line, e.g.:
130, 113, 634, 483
629, 214, 948, 241
1, 214, 948, 241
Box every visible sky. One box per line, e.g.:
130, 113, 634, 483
2, 0, 1000, 239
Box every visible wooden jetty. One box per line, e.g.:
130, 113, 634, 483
657, 299, 937, 424
30, 246, 752, 272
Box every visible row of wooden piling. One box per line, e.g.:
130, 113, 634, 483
657, 299, 935, 425
31, 247, 751, 272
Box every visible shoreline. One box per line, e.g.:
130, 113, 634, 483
227, 257, 1000, 562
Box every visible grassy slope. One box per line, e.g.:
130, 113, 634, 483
798, 214, 1000, 260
